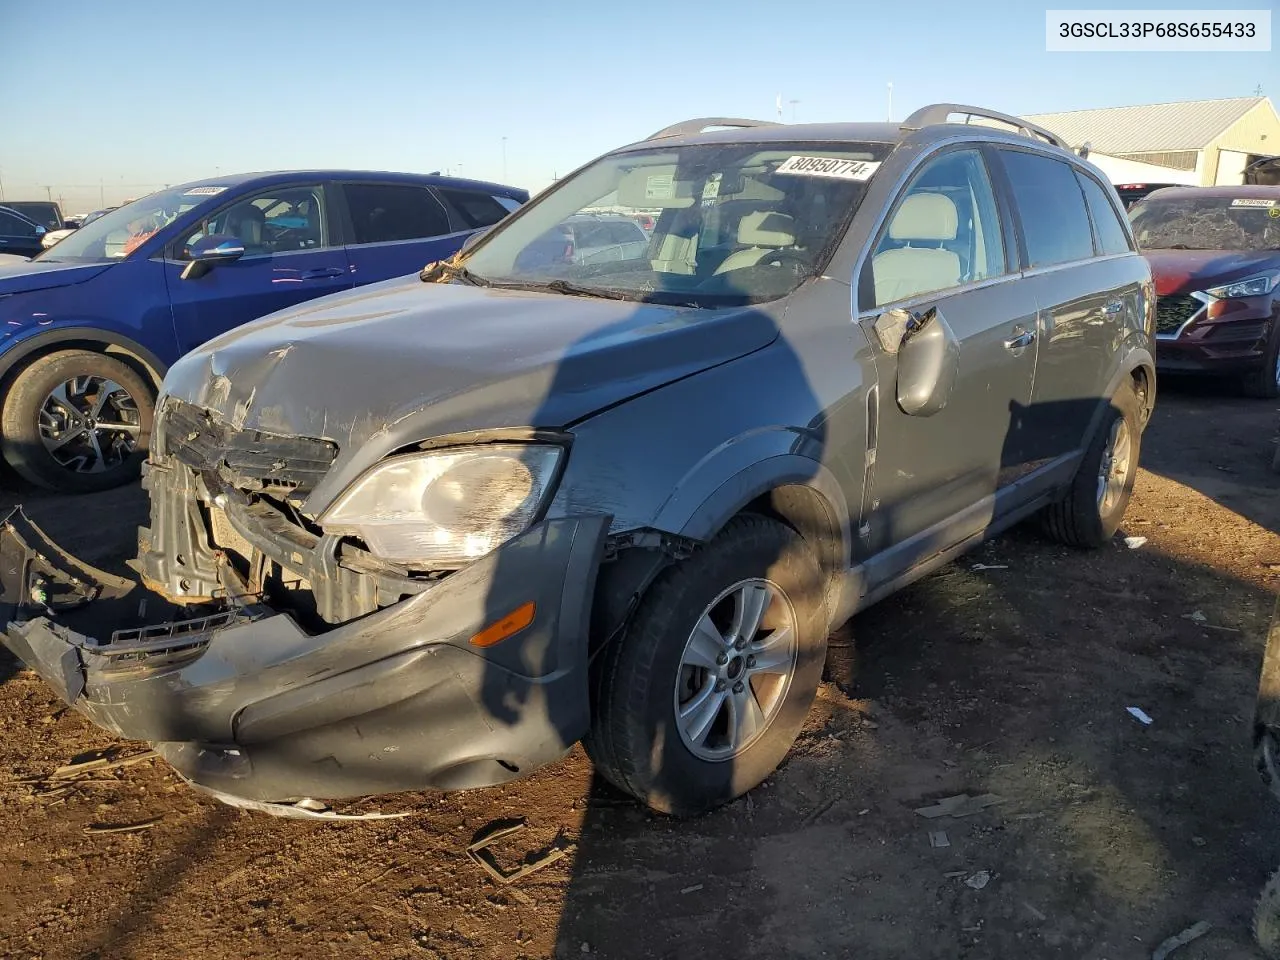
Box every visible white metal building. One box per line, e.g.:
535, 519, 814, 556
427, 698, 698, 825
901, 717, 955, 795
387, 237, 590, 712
1024, 97, 1280, 186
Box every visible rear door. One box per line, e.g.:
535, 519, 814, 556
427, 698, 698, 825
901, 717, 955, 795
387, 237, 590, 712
994, 149, 1135, 468
338, 182, 463, 284
164, 182, 351, 354
857, 146, 1040, 573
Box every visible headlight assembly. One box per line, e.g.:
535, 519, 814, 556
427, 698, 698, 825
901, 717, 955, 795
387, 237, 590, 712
321, 444, 562, 567
1204, 272, 1279, 300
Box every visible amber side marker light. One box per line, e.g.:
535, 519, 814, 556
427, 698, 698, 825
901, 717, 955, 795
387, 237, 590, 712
470, 601, 536, 648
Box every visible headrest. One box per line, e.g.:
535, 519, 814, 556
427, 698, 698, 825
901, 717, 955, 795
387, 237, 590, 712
226, 203, 266, 225
888, 193, 958, 242
738, 210, 795, 246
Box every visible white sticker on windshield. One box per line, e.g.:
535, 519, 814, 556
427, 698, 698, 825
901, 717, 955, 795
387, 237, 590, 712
775, 156, 881, 181
184, 185, 228, 197
1229, 198, 1278, 207
645, 175, 674, 200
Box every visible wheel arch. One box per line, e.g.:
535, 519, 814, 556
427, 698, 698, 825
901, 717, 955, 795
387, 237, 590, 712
0, 328, 167, 399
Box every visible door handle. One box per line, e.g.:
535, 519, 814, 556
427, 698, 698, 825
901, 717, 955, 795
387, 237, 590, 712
1004, 327, 1036, 350
1101, 300, 1124, 315
301, 267, 345, 280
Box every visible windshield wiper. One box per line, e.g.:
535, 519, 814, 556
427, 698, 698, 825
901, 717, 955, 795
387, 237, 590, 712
485, 278, 634, 301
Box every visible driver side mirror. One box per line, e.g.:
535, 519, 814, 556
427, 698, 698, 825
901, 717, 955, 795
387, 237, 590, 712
181, 234, 245, 280
34, 225, 46, 238
873, 306, 960, 417
460, 226, 492, 253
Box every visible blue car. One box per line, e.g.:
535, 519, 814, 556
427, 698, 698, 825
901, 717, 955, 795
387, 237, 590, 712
0, 171, 528, 493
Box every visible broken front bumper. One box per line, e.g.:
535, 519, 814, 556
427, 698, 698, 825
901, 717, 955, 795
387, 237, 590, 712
0, 503, 608, 805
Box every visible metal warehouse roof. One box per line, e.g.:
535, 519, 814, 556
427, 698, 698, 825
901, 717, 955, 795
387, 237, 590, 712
1024, 97, 1266, 154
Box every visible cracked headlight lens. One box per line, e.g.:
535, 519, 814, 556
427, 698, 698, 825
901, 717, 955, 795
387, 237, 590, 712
321, 444, 562, 566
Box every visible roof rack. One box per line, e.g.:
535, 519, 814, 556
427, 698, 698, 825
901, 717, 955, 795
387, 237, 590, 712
899, 103, 1069, 151
646, 117, 778, 140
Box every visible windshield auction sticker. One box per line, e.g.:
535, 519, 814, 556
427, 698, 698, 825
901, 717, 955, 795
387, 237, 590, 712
776, 157, 881, 181
1230, 198, 1279, 207
184, 186, 228, 196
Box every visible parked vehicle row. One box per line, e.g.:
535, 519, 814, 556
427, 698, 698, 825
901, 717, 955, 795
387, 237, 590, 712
0, 104, 1157, 819
0, 171, 529, 492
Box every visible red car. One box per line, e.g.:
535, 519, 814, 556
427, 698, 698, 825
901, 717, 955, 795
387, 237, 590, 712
1131, 185, 1280, 397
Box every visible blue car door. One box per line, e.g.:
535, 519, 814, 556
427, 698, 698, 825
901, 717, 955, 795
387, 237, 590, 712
163, 182, 352, 354
338, 181, 470, 284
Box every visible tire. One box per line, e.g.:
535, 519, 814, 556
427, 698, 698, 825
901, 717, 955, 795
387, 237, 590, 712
1039, 382, 1141, 549
1243, 321, 1280, 399
1257, 868, 1280, 959
584, 514, 829, 817
1, 350, 154, 494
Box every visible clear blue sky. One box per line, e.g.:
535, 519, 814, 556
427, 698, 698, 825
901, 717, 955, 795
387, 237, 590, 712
2, 0, 1276, 212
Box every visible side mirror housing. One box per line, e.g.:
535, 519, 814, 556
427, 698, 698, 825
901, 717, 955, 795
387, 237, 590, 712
460, 227, 492, 254
875, 306, 960, 417
182, 234, 245, 280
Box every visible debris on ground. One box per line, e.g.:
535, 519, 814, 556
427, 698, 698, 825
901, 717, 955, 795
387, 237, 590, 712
680, 883, 704, 895
1125, 536, 1148, 549
1023, 901, 1047, 922
1127, 707, 1155, 726
964, 870, 991, 890
970, 564, 1008, 571
1179, 610, 1241, 633
914, 793, 1005, 819
928, 831, 950, 848
84, 816, 163, 835
1150, 920, 1212, 960
466, 820, 571, 885
49, 748, 158, 781
944, 870, 968, 879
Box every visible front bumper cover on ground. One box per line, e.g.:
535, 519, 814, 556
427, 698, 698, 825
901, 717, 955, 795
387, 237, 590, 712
0, 506, 609, 805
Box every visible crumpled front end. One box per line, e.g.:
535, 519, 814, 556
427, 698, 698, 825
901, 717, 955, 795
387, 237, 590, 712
1, 398, 609, 808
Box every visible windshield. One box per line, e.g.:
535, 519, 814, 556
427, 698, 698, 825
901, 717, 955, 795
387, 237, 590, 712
1129, 194, 1280, 251
459, 141, 889, 307
36, 185, 224, 262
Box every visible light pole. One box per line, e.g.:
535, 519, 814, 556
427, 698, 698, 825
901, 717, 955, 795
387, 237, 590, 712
887, 82, 893, 122
502, 137, 508, 182
789, 99, 800, 122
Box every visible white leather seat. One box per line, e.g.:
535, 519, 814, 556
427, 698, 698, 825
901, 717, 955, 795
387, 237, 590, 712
872, 193, 961, 305
714, 211, 796, 274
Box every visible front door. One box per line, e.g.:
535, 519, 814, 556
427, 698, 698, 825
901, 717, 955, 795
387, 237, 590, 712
856, 147, 1039, 577
164, 183, 352, 354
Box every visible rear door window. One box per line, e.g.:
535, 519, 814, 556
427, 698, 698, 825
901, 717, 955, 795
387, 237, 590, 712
998, 150, 1095, 267
1074, 172, 1133, 256
343, 183, 452, 244
436, 188, 513, 230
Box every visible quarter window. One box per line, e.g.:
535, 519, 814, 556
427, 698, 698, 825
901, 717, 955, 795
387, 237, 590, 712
999, 151, 1095, 267
870, 148, 1007, 307
343, 184, 451, 244
1074, 172, 1133, 256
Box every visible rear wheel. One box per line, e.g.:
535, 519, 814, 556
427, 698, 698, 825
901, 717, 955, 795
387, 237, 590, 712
1039, 382, 1141, 548
585, 514, 828, 816
0, 350, 154, 493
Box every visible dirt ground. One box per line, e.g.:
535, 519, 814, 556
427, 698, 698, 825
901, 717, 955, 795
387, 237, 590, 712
0, 382, 1278, 960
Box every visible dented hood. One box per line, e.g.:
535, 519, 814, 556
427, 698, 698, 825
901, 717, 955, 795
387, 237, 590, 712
162, 273, 781, 483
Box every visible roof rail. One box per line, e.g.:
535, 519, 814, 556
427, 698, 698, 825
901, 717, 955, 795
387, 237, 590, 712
645, 117, 778, 140
899, 103, 1069, 151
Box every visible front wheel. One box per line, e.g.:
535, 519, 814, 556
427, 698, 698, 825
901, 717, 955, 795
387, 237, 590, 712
585, 514, 829, 816
1243, 322, 1280, 399
0, 349, 154, 494
1039, 382, 1141, 548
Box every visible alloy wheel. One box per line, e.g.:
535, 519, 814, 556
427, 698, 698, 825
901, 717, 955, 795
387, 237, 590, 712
38, 376, 142, 474
1096, 417, 1132, 515
673, 578, 798, 761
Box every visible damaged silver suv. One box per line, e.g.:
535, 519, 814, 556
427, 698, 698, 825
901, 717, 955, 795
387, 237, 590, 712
1, 105, 1155, 818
